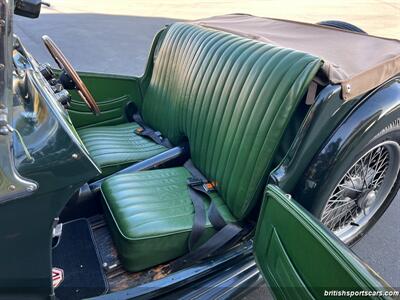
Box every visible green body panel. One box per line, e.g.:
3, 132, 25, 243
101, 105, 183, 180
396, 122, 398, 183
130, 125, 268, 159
270, 85, 360, 193
101, 23, 322, 271
254, 185, 391, 300
0, 78, 99, 297
101, 167, 236, 272
78, 122, 167, 176
68, 72, 142, 129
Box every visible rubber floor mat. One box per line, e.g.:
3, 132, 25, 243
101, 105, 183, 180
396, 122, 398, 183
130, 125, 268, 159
52, 219, 108, 299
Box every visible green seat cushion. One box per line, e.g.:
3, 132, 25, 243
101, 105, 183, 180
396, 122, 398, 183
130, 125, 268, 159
101, 167, 236, 272
78, 123, 167, 176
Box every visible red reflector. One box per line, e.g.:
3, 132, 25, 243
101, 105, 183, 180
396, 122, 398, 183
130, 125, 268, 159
52, 267, 64, 289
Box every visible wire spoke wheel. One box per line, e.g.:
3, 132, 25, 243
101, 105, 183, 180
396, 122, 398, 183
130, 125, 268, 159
321, 141, 400, 243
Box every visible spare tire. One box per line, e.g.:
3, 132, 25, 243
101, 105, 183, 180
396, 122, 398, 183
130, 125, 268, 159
317, 20, 367, 34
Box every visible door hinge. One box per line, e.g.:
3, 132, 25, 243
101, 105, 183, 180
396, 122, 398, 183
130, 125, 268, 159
0, 106, 10, 135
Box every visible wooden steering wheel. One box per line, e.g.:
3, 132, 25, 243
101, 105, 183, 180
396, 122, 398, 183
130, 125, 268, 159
42, 35, 100, 115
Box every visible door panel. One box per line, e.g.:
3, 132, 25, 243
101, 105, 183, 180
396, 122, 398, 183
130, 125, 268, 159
66, 71, 143, 129
254, 185, 394, 300
69, 94, 132, 128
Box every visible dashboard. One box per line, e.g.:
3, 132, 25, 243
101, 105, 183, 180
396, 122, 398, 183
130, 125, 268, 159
11, 36, 100, 185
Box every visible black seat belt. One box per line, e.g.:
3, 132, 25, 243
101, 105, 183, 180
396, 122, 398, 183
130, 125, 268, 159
133, 113, 173, 148
186, 185, 206, 251
169, 160, 244, 270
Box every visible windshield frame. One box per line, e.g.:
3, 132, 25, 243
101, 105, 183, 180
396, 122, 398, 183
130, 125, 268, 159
0, 0, 13, 123
0, 0, 37, 204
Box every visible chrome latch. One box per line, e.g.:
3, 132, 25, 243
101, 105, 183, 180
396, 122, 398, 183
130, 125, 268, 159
52, 218, 63, 238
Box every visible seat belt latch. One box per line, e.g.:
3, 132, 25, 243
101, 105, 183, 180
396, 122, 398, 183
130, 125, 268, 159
187, 177, 215, 193
204, 182, 216, 192
135, 127, 144, 134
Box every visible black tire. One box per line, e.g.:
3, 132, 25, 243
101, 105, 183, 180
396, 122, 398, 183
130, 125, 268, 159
310, 119, 400, 245
317, 20, 367, 34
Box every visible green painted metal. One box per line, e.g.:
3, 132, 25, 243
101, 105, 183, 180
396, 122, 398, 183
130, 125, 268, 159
0, 117, 99, 298
254, 185, 393, 300
0, 49, 100, 298
270, 85, 359, 193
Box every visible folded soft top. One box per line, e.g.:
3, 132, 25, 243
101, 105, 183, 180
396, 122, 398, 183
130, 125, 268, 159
190, 14, 400, 100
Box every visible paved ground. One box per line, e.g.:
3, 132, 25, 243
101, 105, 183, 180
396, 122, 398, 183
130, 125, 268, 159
14, 0, 400, 297
33, 0, 400, 39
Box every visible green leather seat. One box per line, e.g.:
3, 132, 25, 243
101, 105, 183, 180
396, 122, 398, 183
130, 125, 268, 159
78, 123, 167, 176
102, 167, 236, 271
101, 22, 322, 271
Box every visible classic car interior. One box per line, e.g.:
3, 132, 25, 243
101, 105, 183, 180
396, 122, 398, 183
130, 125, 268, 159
97, 22, 313, 261
3, 3, 399, 298
11, 20, 321, 294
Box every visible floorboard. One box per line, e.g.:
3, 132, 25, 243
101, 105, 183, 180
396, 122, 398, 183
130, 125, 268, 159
89, 216, 170, 292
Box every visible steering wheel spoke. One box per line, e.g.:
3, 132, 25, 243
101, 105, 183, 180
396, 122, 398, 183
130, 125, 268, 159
42, 35, 100, 115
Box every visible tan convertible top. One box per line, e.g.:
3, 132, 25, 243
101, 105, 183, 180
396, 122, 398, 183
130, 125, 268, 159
190, 14, 400, 100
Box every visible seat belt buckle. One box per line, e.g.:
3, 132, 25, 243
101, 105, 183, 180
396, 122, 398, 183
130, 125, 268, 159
135, 127, 144, 134
187, 177, 216, 193
203, 182, 216, 192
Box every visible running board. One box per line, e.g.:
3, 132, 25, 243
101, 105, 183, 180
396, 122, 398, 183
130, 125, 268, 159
90, 241, 256, 300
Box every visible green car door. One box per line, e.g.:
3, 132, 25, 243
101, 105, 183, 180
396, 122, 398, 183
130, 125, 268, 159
254, 185, 397, 300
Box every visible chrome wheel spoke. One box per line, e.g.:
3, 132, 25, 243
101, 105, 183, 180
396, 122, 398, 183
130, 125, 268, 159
337, 184, 362, 193
321, 141, 400, 243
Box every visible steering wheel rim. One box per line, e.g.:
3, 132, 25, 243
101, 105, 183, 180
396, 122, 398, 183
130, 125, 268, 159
42, 35, 100, 115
